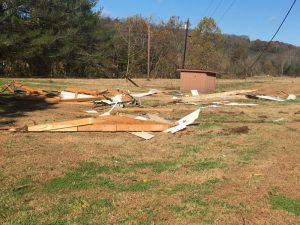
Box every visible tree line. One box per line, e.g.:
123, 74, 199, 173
1, 0, 299, 78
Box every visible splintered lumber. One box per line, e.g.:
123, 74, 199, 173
27, 116, 171, 132
64, 87, 100, 96
13, 82, 46, 95
60, 88, 133, 103
27, 117, 96, 131
0, 82, 15, 93
181, 90, 256, 103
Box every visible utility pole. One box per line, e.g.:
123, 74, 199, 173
182, 18, 190, 69
147, 22, 151, 81
125, 26, 131, 79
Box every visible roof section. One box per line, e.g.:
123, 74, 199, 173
177, 69, 218, 74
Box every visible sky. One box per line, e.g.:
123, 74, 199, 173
95, 0, 300, 47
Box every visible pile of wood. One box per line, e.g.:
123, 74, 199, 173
0, 81, 137, 105
0, 81, 50, 96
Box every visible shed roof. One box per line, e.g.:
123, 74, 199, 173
177, 69, 218, 74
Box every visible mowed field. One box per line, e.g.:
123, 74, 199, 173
0, 77, 300, 225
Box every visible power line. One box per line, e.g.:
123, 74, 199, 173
217, 0, 237, 24
248, 0, 297, 71
211, 0, 224, 18
201, 0, 215, 17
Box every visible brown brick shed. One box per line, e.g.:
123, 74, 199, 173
178, 69, 217, 93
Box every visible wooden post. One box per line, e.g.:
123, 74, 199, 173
182, 18, 190, 69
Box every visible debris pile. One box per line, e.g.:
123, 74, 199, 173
0, 80, 297, 140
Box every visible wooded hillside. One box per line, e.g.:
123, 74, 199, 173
1, 0, 299, 78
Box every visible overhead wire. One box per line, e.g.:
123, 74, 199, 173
211, 0, 224, 18
248, 0, 297, 71
217, 0, 237, 24
201, 0, 215, 18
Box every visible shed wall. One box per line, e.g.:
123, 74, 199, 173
180, 72, 216, 93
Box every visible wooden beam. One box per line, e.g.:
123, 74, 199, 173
114, 107, 174, 113
27, 116, 171, 132
64, 87, 100, 96
28, 117, 96, 132
59, 97, 105, 102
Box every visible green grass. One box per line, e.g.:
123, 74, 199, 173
140, 99, 161, 107
165, 178, 222, 223
216, 81, 256, 92
118, 204, 159, 225
269, 195, 300, 216
0, 78, 68, 91
237, 137, 268, 164
166, 178, 221, 195
14, 196, 114, 225
133, 161, 178, 173
191, 159, 223, 171
286, 127, 297, 132
44, 162, 160, 193
11, 176, 33, 198
180, 144, 203, 158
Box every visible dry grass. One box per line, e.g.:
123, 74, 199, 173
0, 77, 300, 224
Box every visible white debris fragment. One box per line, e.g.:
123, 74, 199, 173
131, 89, 159, 98
100, 103, 118, 116
191, 90, 199, 96
111, 94, 123, 103
164, 108, 201, 134
129, 116, 155, 140
273, 118, 286, 123
255, 95, 285, 102
85, 110, 98, 114
135, 116, 148, 121
60, 91, 95, 100
130, 132, 155, 140
224, 103, 258, 106
287, 94, 296, 101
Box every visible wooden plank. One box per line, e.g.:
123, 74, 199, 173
64, 87, 100, 96
29, 116, 171, 132
114, 107, 174, 113
28, 117, 96, 132
50, 127, 78, 132
76, 123, 169, 132
58, 101, 93, 105
181, 90, 256, 103
59, 97, 105, 102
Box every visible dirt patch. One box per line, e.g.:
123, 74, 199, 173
220, 126, 250, 135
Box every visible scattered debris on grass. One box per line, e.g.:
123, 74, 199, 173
246, 94, 297, 102
1, 80, 298, 140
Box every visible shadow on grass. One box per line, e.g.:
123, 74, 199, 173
0, 94, 58, 126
